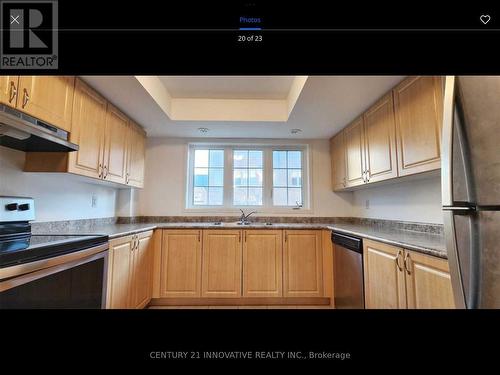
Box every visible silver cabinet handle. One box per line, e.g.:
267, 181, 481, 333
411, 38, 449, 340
98, 163, 103, 178
22, 88, 30, 108
395, 250, 403, 272
362, 170, 367, 183
404, 253, 412, 274
103, 165, 108, 179
366, 169, 370, 182
125, 172, 129, 184
8, 81, 17, 103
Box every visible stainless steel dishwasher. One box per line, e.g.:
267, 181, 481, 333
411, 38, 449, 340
332, 231, 364, 309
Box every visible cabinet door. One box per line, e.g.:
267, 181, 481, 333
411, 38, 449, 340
404, 250, 455, 309
283, 230, 323, 297
363, 93, 398, 183
67, 79, 107, 179
160, 230, 202, 298
17, 76, 75, 131
393, 76, 443, 176
131, 231, 154, 309
363, 239, 407, 309
330, 131, 346, 191
201, 230, 242, 298
243, 230, 283, 297
126, 122, 146, 188
107, 236, 134, 309
102, 104, 128, 184
0, 76, 19, 107
344, 117, 366, 187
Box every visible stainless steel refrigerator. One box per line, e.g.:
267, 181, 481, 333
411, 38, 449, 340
442, 76, 500, 309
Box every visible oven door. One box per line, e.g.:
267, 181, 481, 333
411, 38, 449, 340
0, 245, 108, 309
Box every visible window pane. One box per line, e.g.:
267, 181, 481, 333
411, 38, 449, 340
273, 188, 287, 206
233, 169, 248, 186
288, 169, 302, 187
233, 150, 248, 168
248, 169, 263, 186
209, 150, 224, 168
287, 151, 302, 168
233, 187, 247, 206
193, 187, 208, 205
248, 150, 263, 168
248, 188, 262, 205
194, 149, 209, 168
208, 187, 223, 205
273, 169, 287, 187
288, 188, 302, 206
194, 168, 209, 186
273, 151, 287, 168
209, 168, 224, 186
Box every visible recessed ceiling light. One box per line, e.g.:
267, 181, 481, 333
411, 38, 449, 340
198, 127, 209, 133
290, 128, 302, 134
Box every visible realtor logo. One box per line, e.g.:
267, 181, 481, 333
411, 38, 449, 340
1, 0, 58, 69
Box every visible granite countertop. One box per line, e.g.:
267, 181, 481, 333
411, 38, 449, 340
33, 221, 446, 259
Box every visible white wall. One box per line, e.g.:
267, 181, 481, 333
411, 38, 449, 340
0, 146, 117, 222
136, 137, 353, 217
351, 176, 443, 224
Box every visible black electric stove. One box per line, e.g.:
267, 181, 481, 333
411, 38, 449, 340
0, 196, 108, 269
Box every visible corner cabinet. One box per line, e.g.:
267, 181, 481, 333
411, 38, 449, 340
106, 230, 154, 309
23, 78, 147, 189
330, 130, 346, 191
393, 76, 443, 176
363, 239, 455, 309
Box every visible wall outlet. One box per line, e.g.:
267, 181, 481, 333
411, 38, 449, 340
91, 194, 98, 208
365, 199, 370, 209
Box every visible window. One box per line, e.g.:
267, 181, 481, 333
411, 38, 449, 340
272, 150, 303, 206
192, 149, 224, 205
233, 150, 263, 205
187, 144, 308, 211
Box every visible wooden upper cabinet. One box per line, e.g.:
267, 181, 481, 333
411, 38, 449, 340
404, 250, 455, 309
363, 239, 407, 309
201, 230, 242, 298
0, 76, 19, 107
344, 117, 366, 187
131, 231, 154, 309
363, 93, 398, 183
67, 79, 107, 179
393, 76, 444, 176
126, 122, 146, 188
107, 235, 134, 309
242, 230, 283, 297
17, 76, 75, 131
283, 230, 323, 297
330, 130, 346, 191
103, 104, 129, 184
160, 230, 202, 298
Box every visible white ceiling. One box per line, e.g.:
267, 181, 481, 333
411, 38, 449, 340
159, 76, 296, 99
81, 75, 405, 139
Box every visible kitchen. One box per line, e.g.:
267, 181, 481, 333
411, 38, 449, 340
0, 75, 497, 309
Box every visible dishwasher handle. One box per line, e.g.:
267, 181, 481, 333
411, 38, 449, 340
331, 231, 363, 254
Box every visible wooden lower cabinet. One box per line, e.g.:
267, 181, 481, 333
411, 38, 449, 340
363, 239, 407, 308
106, 230, 154, 309
160, 230, 202, 297
283, 230, 323, 297
201, 230, 242, 298
404, 250, 455, 309
242, 230, 283, 297
363, 239, 455, 309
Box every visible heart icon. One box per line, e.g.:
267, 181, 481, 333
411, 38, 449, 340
480, 14, 491, 24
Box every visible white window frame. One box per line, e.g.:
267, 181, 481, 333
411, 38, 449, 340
185, 143, 311, 214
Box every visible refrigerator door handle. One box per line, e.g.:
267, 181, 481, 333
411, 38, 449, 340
443, 211, 467, 308
443, 206, 476, 212
441, 76, 456, 207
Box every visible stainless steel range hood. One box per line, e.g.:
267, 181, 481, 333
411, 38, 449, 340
0, 104, 78, 152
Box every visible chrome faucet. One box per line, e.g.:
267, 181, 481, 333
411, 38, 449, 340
239, 209, 257, 224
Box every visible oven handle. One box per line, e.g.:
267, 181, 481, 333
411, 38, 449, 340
0, 243, 108, 283
0, 247, 108, 293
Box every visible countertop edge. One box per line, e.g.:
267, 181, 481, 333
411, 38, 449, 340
326, 226, 447, 259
